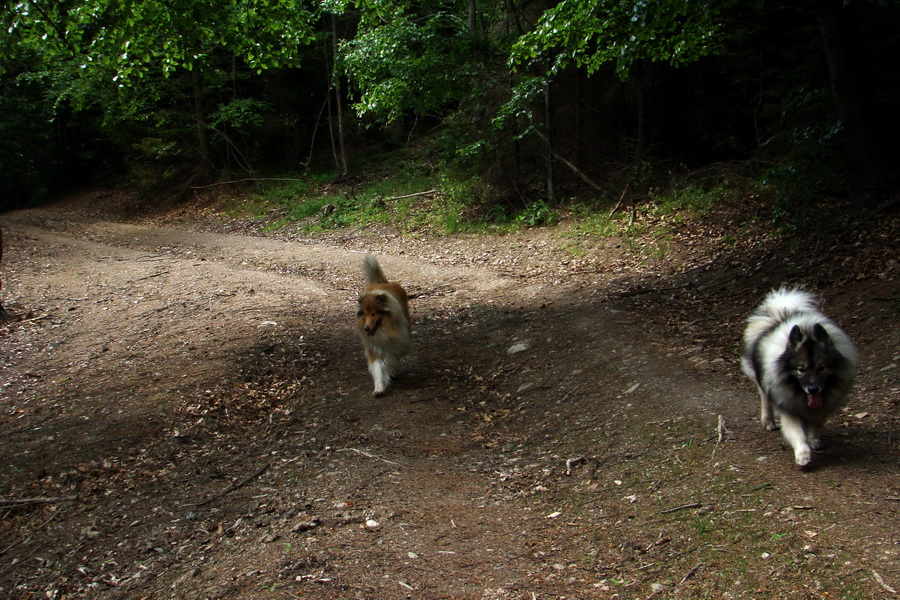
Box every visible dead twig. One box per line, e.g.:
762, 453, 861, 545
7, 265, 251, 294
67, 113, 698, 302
0, 507, 68, 557
873, 570, 898, 594
678, 563, 703, 586
711, 415, 730, 461
342, 223, 373, 240
338, 448, 401, 466
560, 383, 584, 403
0, 495, 77, 508
193, 464, 270, 507
15, 313, 52, 324
189, 178, 303, 190
565, 456, 585, 475
661, 502, 702, 514
385, 189, 436, 201
132, 270, 169, 282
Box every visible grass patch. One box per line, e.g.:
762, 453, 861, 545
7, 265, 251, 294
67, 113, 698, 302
216, 158, 763, 242
652, 182, 722, 218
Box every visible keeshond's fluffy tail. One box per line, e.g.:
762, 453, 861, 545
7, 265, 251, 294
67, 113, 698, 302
754, 287, 817, 322
744, 287, 815, 339
363, 255, 389, 285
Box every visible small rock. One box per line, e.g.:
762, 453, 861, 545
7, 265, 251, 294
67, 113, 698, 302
291, 520, 320, 533
507, 342, 530, 355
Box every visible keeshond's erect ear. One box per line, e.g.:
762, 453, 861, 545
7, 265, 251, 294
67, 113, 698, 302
788, 324, 806, 349
812, 322, 833, 347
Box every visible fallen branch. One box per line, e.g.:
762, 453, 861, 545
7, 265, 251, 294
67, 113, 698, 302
533, 130, 605, 194
679, 563, 703, 586
189, 178, 303, 189
711, 415, 729, 461
385, 189, 436, 201
662, 502, 702, 514
133, 270, 169, 282
0, 495, 77, 508
0, 507, 68, 559
193, 464, 270, 507
338, 447, 401, 466
560, 384, 584, 403
873, 570, 898, 594
615, 285, 690, 298
12, 313, 52, 325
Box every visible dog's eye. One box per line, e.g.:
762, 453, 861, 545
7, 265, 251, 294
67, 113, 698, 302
796, 366, 807, 374
356, 311, 363, 317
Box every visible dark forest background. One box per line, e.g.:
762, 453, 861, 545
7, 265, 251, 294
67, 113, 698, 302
1, 0, 898, 215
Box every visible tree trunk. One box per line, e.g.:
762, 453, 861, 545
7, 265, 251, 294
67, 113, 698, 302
0, 224, 4, 313
816, 0, 887, 196
331, 14, 349, 177
544, 77, 556, 206
191, 68, 214, 183
634, 64, 647, 159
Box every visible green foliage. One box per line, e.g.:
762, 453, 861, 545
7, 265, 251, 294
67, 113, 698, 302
653, 184, 720, 217
209, 99, 271, 133
338, 0, 481, 123
510, 0, 735, 79
0, 59, 119, 207
568, 209, 619, 238
492, 75, 546, 132
515, 200, 559, 227
2, 0, 318, 82
0, 72, 54, 205
229, 165, 572, 235
1, 0, 897, 209
759, 87, 846, 224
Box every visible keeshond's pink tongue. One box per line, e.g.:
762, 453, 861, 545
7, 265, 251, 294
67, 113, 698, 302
808, 393, 824, 409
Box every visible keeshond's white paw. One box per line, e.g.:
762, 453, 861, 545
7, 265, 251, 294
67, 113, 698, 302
763, 419, 777, 431
794, 447, 812, 467
808, 437, 824, 450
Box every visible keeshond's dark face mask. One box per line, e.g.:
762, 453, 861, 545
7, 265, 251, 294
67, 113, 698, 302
786, 323, 838, 409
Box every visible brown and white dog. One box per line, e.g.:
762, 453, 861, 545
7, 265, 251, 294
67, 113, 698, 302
356, 255, 411, 396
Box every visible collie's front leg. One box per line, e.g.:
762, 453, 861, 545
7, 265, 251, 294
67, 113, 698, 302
367, 353, 390, 397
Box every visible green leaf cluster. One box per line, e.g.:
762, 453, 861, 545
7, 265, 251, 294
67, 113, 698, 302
3, 0, 318, 82
510, 0, 733, 79
339, 0, 479, 122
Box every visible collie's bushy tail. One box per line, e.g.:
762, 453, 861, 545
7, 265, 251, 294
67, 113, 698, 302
363, 255, 389, 285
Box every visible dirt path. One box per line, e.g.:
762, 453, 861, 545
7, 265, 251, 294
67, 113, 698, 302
0, 203, 898, 599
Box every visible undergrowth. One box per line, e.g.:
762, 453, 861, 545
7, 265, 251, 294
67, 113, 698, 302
220, 157, 767, 250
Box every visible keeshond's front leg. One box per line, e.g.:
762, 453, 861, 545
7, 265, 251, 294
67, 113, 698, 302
806, 425, 824, 450
779, 413, 812, 467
